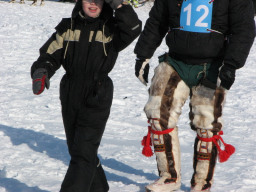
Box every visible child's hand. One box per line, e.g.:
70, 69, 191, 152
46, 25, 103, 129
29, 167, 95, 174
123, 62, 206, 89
32, 68, 50, 95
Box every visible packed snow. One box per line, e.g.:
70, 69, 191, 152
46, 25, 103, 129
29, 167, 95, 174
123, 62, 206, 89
0, 0, 255, 191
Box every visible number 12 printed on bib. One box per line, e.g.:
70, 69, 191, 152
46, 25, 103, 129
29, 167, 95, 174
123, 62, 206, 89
180, 0, 213, 33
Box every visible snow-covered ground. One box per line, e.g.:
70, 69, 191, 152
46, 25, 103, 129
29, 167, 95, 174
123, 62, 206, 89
0, 1, 255, 191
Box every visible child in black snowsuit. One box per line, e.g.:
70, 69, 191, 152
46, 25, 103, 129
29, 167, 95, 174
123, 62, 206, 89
134, 0, 255, 191
31, 0, 141, 191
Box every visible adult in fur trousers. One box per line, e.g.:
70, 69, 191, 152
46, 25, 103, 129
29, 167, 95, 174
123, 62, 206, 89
134, 0, 255, 191
31, 0, 141, 191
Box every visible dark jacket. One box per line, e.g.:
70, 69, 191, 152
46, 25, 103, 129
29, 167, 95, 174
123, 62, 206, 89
31, 1, 142, 107
135, 0, 255, 68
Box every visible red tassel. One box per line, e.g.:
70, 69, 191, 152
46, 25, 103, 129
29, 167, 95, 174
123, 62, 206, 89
141, 126, 153, 157
142, 146, 153, 157
141, 136, 147, 146
225, 144, 236, 155
141, 119, 175, 157
141, 136, 152, 146
198, 131, 236, 163
219, 144, 235, 163
218, 150, 229, 163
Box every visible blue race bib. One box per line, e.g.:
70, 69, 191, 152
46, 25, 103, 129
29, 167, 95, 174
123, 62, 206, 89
180, 0, 213, 33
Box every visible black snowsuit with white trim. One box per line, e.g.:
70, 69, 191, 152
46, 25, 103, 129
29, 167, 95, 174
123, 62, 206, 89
31, 1, 142, 191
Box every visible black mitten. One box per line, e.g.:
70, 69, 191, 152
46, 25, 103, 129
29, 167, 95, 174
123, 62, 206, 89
219, 64, 236, 90
32, 68, 50, 95
105, 0, 123, 9
135, 58, 149, 86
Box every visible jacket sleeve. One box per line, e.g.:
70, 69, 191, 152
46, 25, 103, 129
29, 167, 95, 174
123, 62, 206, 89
134, 0, 169, 59
112, 4, 142, 52
31, 19, 70, 78
224, 0, 255, 69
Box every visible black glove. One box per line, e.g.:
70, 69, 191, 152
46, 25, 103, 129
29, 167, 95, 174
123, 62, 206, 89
135, 58, 149, 86
219, 64, 236, 90
32, 68, 50, 95
105, 0, 123, 9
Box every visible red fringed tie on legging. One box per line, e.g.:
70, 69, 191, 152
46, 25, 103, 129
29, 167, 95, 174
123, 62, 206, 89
197, 131, 235, 162
141, 118, 174, 157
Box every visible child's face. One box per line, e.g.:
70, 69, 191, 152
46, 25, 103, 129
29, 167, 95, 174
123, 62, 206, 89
82, 0, 104, 18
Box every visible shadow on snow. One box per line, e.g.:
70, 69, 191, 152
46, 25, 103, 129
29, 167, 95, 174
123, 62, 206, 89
0, 124, 167, 191
0, 169, 49, 192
